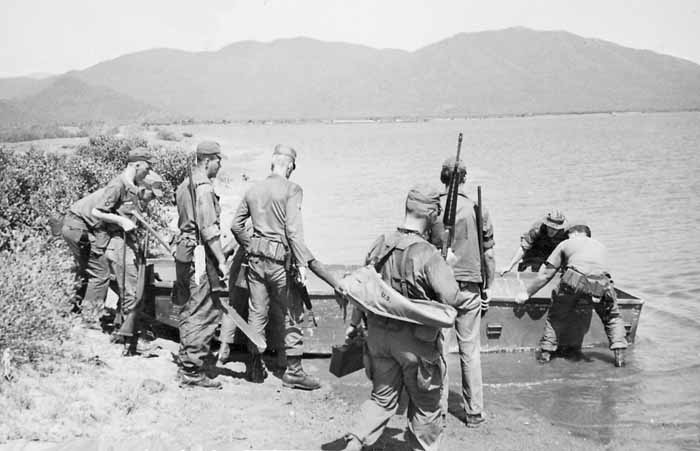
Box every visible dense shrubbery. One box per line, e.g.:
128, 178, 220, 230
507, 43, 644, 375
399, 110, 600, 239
0, 232, 75, 357
0, 135, 192, 358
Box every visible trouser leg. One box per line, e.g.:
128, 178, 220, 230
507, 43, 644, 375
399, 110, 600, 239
395, 328, 444, 451
348, 325, 401, 447
439, 330, 449, 417
454, 288, 483, 416
246, 256, 271, 354
539, 289, 578, 352
595, 291, 628, 350
108, 242, 140, 337
83, 249, 110, 309
62, 225, 90, 307
268, 265, 303, 357
178, 261, 221, 370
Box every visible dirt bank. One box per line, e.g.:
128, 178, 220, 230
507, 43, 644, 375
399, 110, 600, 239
0, 321, 612, 451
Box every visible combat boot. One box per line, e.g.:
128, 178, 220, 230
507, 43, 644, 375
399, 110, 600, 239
247, 353, 268, 383
122, 335, 138, 357
465, 413, 487, 428
282, 356, 321, 390
537, 350, 551, 364
178, 367, 222, 389
614, 349, 625, 367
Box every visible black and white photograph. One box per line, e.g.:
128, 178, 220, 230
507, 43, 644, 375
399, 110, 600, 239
1, 1, 699, 450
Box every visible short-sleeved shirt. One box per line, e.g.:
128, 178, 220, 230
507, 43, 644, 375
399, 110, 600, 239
546, 236, 609, 276
366, 229, 462, 308
430, 193, 495, 283
231, 173, 313, 266
175, 167, 221, 262
520, 220, 568, 266
69, 175, 139, 230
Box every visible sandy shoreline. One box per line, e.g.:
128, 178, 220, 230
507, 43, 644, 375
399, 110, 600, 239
0, 325, 609, 451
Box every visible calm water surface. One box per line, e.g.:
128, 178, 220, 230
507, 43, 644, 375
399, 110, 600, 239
181, 112, 700, 449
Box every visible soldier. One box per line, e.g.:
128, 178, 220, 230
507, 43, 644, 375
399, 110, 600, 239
61, 148, 153, 313
500, 209, 568, 274
105, 171, 164, 356
173, 141, 228, 389
231, 144, 319, 390
337, 185, 468, 451
515, 223, 628, 366
429, 157, 495, 428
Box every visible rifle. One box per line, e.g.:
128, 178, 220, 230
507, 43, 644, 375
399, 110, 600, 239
115, 229, 127, 327
288, 257, 317, 327
128, 209, 173, 256
187, 161, 206, 285
441, 132, 463, 259
474, 186, 489, 302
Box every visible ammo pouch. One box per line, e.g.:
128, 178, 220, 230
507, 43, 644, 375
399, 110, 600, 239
561, 267, 612, 302
249, 236, 287, 262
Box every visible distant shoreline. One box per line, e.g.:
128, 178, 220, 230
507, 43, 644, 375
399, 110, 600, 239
149, 107, 700, 127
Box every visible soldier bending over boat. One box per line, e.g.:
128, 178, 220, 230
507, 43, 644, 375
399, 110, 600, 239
515, 223, 628, 366
501, 209, 568, 274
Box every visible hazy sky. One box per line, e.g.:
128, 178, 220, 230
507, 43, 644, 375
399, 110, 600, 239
1, 0, 699, 78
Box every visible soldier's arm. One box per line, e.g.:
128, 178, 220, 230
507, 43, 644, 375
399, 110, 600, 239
231, 195, 252, 251
424, 251, 466, 308
285, 184, 313, 267
502, 221, 539, 274
91, 184, 135, 231
196, 184, 225, 267
525, 242, 564, 296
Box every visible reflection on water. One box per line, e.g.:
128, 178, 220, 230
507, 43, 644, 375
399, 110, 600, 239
183, 112, 700, 449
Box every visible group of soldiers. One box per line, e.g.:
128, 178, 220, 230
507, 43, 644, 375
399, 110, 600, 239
61, 141, 629, 451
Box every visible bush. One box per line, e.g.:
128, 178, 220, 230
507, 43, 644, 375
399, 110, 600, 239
0, 231, 75, 358
155, 128, 179, 142
0, 135, 193, 358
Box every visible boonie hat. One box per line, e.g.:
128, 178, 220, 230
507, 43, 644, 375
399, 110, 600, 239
142, 171, 164, 198
273, 144, 297, 163
406, 184, 441, 216
544, 209, 567, 230
127, 147, 155, 165
196, 141, 222, 158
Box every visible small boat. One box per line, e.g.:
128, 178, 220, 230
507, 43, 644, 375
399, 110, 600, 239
142, 260, 643, 354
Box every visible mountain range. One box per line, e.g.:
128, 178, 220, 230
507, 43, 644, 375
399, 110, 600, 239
2, 27, 700, 125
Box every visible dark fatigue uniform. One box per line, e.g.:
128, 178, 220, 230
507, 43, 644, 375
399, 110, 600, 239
231, 167, 315, 384
174, 166, 224, 378
62, 176, 140, 311
518, 218, 568, 271
348, 229, 464, 451
430, 191, 494, 422
532, 235, 628, 354
105, 172, 163, 353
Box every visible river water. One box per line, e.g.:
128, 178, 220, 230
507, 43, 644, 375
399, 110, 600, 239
179, 112, 700, 450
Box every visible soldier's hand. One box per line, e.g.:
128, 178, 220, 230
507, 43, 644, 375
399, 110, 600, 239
514, 291, 529, 304
345, 323, 365, 341
297, 266, 308, 286
499, 266, 512, 277
121, 217, 137, 232
481, 289, 491, 311
218, 262, 229, 283
445, 248, 458, 267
